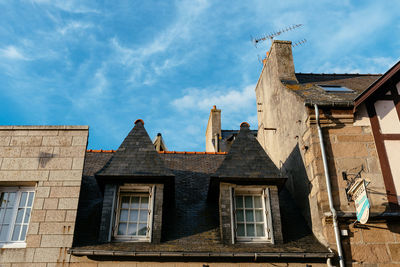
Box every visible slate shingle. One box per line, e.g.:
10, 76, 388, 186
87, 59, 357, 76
96, 120, 173, 178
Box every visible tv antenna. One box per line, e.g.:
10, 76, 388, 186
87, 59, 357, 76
292, 39, 307, 48
252, 24, 303, 47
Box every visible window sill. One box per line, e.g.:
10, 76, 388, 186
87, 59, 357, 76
0, 242, 27, 248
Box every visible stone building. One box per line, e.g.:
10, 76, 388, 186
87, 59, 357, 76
255, 40, 400, 265
0, 120, 333, 266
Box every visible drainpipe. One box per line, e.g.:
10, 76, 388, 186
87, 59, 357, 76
314, 104, 345, 267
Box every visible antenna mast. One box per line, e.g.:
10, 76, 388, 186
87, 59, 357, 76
252, 24, 303, 47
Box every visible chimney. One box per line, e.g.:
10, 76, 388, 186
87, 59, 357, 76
205, 105, 221, 152
265, 40, 297, 82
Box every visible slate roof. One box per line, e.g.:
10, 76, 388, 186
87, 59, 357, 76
96, 120, 174, 179
282, 73, 382, 107
213, 123, 284, 185
72, 151, 331, 259
219, 129, 257, 152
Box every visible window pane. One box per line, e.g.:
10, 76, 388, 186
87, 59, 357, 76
130, 197, 140, 209
11, 225, 20, 241
19, 192, 27, 207
246, 224, 255, 237
4, 208, 13, 224
8, 193, 15, 207
138, 224, 147, 236
121, 197, 129, 209
119, 209, 128, 222
256, 224, 265, 237
0, 193, 7, 208
245, 210, 254, 222
129, 210, 138, 222
24, 208, 31, 223
237, 223, 245, 236
139, 210, 148, 222
27, 192, 34, 207
235, 196, 243, 208
245, 196, 253, 208
16, 208, 24, 223
0, 208, 4, 222
0, 225, 9, 241
127, 223, 137, 236
118, 223, 127, 235
236, 210, 244, 222
140, 197, 148, 209
20, 225, 27, 241
254, 196, 262, 208
255, 210, 263, 222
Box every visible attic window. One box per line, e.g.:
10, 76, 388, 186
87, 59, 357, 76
318, 85, 354, 93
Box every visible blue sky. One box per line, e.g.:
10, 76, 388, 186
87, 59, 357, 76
1, 0, 399, 151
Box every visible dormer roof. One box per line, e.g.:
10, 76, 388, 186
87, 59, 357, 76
96, 119, 174, 180
212, 122, 285, 186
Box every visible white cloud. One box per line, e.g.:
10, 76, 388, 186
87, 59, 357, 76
29, 0, 100, 14
57, 21, 93, 35
0, 46, 30, 60
172, 84, 256, 113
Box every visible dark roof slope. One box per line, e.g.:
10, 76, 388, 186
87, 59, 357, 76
213, 123, 283, 183
282, 73, 382, 107
96, 120, 173, 178
72, 151, 331, 259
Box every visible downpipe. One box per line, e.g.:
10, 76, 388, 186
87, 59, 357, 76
314, 105, 345, 267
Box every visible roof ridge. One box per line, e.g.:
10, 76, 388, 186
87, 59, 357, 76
87, 149, 227, 155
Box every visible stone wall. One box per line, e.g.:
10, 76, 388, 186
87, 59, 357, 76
0, 125, 88, 266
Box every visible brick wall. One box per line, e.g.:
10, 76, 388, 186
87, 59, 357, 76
0, 126, 88, 265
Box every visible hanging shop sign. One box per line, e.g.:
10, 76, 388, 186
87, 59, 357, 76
348, 179, 370, 224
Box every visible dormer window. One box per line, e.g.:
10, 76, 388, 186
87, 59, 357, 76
113, 185, 154, 242
232, 187, 273, 243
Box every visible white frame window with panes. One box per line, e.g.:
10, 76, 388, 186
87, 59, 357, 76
231, 187, 274, 243
0, 187, 35, 248
113, 185, 154, 242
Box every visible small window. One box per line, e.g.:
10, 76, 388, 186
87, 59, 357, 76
113, 185, 154, 242
0, 187, 35, 246
318, 85, 354, 93
232, 187, 273, 243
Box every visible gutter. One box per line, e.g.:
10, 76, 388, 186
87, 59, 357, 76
68, 249, 334, 259
314, 104, 345, 267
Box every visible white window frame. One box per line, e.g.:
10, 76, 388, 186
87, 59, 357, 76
231, 186, 274, 244
112, 184, 155, 242
0, 187, 35, 248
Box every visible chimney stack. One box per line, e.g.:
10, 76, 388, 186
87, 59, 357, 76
205, 105, 221, 152
265, 40, 297, 82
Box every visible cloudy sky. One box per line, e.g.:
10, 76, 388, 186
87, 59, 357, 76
1, 0, 399, 151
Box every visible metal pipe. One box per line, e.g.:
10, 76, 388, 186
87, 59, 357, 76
314, 104, 345, 267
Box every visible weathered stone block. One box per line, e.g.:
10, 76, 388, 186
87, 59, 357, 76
33, 247, 65, 263
43, 198, 58, 210
0, 147, 21, 157
0, 248, 35, 263
49, 170, 82, 181
40, 234, 73, 247
38, 222, 74, 234
31, 210, 46, 222
27, 222, 39, 235
10, 136, 42, 147
28, 130, 59, 136
72, 136, 87, 146
336, 134, 373, 142
41, 136, 72, 147
0, 170, 49, 181
72, 157, 85, 170
1, 158, 39, 170
331, 142, 368, 158
65, 210, 77, 222
20, 147, 53, 158
58, 197, 79, 209
350, 244, 390, 263
45, 210, 66, 222
389, 243, 400, 261
33, 197, 44, 210
35, 187, 50, 198
53, 146, 86, 157
0, 136, 11, 146
50, 187, 80, 198
38, 158, 73, 170
26, 234, 41, 247
362, 224, 395, 243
